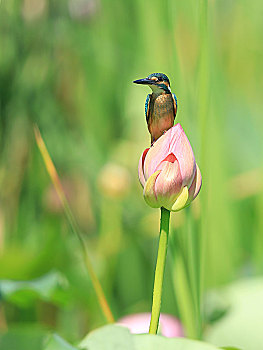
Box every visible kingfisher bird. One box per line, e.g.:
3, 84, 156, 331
133, 73, 177, 143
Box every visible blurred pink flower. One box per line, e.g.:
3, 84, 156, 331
138, 124, 201, 211
118, 312, 184, 337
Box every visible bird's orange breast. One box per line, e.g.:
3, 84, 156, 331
148, 94, 176, 142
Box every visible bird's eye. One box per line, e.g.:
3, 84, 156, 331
158, 77, 163, 82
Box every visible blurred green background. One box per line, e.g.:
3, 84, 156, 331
0, 0, 263, 349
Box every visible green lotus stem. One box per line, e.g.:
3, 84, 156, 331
149, 207, 171, 334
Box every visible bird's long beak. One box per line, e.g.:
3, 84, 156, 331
133, 78, 154, 85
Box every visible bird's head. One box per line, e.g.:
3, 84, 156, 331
133, 73, 171, 94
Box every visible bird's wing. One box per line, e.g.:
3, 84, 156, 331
145, 94, 151, 123
172, 93, 178, 117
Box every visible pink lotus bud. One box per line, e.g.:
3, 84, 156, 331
118, 312, 184, 337
138, 124, 201, 211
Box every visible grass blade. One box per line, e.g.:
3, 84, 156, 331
34, 125, 114, 324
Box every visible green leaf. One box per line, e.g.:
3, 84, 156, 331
0, 270, 68, 307
79, 324, 220, 350
205, 278, 263, 350
220, 347, 242, 350
43, 325, 237, 350
44, 334, 79, 350
133, 334, 220, 350
79, 325, 134, 350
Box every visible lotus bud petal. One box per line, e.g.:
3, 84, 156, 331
143, 170, 161, 208
187, 164, 202, 204
138, 148, 150, 187
171, 186, 189, 212
138, 124, 201, 211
